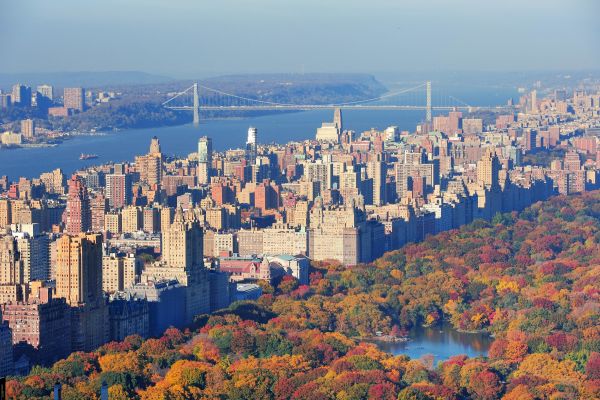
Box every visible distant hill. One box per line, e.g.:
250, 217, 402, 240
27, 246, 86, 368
0, 71, 173, 90
149, 73, 389, 106
201, 73, 388, 103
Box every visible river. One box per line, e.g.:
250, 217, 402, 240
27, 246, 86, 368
0, 85, 519, 179
1, 109, 429, 179
374, 325, 493, 363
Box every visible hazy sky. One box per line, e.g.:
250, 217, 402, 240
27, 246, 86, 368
1, 0, 599, 78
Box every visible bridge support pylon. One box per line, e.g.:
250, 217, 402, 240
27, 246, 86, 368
193, 82, 200, 126
426, 81, 432, 123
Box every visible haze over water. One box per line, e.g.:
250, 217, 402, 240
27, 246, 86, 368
0, 85, 519, 179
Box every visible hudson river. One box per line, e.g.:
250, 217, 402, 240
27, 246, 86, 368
0, 85, 518, 179
0, 109, 428, 179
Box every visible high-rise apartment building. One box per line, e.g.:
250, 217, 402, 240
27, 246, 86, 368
524, 129, 537, 152
367, 156, 387, 206
10, 223, 50, 282
564, 151, 582, 171
0, 235, 23, 284
530, 90, 538, 113
161, 208, 204, 280
36, 84, 54, 101
90, 193, 108, 232
198, 136, 213, 184
64, 175, 91, 234
55, 233, 103, 306
333, 108, 343, 132
63, 87, 85, 111
135, 137, 163, 186
1, 287, 71, 365
142, 208, 210, 324
121, 206, 142, 233
55, 233, 108, 352
21, 119, 35, 138
106, 174, 132, 208
476, 150, 501, 189
142, 207, 160, 233
102, 252, 139, 293
246, 127, 258, 165
11, 84, 32, 107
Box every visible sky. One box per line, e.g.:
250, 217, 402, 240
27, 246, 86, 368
0, 0, 599, 78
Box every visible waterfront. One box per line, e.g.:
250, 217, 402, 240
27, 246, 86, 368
375, 325, 493, 363
0, 85, 518, 179
0, 109, 427, 179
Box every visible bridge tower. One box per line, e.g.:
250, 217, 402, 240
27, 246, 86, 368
193, 82, 200, 126
426, 81, 432, 123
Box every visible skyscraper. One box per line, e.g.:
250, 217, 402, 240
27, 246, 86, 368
161, 208, 204, 280
21, 119, 35, 138
106, 174, 132, 208
476, 150, 501, 189
11, 223, 50, 282
197, 136, 213, 185
11, 84, 32, 107
0, 235, 23, 285
64, 175, 91, 234
55, 233, 108, 351
63, 87, 85, 111
55, 233, 104, 306
367, 156, 387, 206
530, 90, 538, 114
334, 108, 343, 132
36, 84, 54, 101
246, 127, 258, 165
136, 137, 163, 186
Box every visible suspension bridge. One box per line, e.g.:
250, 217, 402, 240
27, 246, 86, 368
162, 81, 513, 126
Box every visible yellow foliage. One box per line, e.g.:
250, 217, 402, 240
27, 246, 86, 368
514, 354, 583, 387
502, 384, 534, 400
390, 269, 404, 280
471, 312, 487, 325
496, 279, 519, 293
107, 384, 129, 400
99, 351, 144, 374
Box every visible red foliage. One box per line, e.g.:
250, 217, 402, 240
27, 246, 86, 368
586, 352, 600, 380
368, 382, 399, 399
546, 332, 578, 352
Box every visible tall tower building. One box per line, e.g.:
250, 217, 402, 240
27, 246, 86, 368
11, 223, 50, 282
12, 84, 32, 107
333, 108, 343, 132
476, 150, 501, 189
246, 127, 258, 165
55, 233, 103, 306
136, 137, 163, 186
36, 84, 54, 101
21, 119, 35, 138
197, 136, 213, 185
63, 87, 85, 111
106, 174, 132, 208
367, 156, 387, 206
149, 136, 161, 154
64, 175, 91, 234
530, 90, 538, 114
0, 235, 23, 284
55, 233, 108, 352
90, 193, 108, 232
161, 208, 204, 281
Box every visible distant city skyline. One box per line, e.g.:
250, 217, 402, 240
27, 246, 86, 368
0, 0, 599, 77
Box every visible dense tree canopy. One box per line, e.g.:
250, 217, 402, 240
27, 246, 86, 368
6, 192, 600, 399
